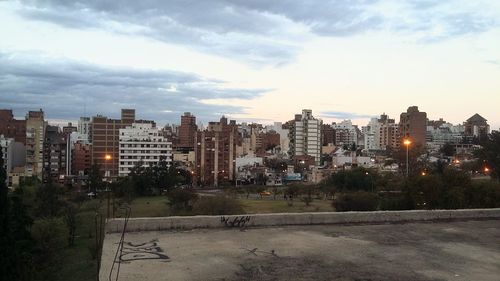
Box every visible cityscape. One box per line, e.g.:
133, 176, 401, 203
1, 1, 500, 281
0, 106, 495, 188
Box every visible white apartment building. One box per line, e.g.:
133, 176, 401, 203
265, 122, 290, 156
363, 114, 399, 151
77, 117, 91, 143
118, 123, 172, 177
0, 136, 13, 179
427, 123, 464, 150
290, 109, 322, 166
332, 120, 359, 146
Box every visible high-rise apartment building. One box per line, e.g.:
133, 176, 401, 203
91, 109, 145, 178
177, 112, 197, 149
78, 117, 92, 142
72, 142, 92, 176
399, 106, 427, 147
289, 109, 322, 166
195, 116, 239, 187
118, 123, 172, 177
0, 109, 26, 144
25, 110, 46, 180
363, 114, 399, 151
43, 125, 67, 182
332, 120, 359, 146
321, 124, 335, 146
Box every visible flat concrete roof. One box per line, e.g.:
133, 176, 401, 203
100, 220, 500, 281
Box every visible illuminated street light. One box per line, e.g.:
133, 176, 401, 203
484, 167, 490, 173
421, 171, 426, 176
105, 154, 112, 161
403, 138, 411, 177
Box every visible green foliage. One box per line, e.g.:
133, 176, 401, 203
35, 183, 65, 218
464, 181, 500, 208
111, 177, 135, 202
31, 217, 67, 279
87, 164, 102, 193
63, 203, 78, 246
325, 168, 376, 192
192, 196, 244, 215
333, 192, 379, 212
474, 131, 500, 180
166, 188, 199, 214
127, 160, 191, 197
440, 143, 456, 157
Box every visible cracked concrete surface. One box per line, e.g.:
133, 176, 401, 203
100, 220, 500, 281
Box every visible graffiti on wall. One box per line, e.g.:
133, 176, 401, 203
220, 216, 252, 228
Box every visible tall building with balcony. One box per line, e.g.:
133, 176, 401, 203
72, 142, 92, 176
177, 112, 197, 149
195, 116, 239, 187
91, 109, 154, 178
0, 109, 26, 144
25, 110, 46, 180
331, 120, 359, 147
289, 109, 322, 166
118, 123, 172, 177
43, 125, 67, 183
399, 106, 427, 147
78, 117, 92, 143
363, 114, 399, 151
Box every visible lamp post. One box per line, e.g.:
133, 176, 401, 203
104, 154, 112, 218
403, 139, 411, 177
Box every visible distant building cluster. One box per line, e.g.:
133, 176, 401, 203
0, 106, 492, 188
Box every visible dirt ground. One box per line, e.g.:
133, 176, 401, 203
100, 220, 500, 281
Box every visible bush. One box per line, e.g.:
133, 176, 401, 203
192, 196, 244, 215
465, 181, 500, 208
379, 196, 413, 211
333, 192, 379, 212
166, 189, 198, 214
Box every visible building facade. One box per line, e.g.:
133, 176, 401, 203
464, 114, 489, 142
399, 106, 427, 147
43, 125, 67, 183
0, 109, 27, 144
25, 110, 46, 180
289, 109, 322, 166
91, 109, 141, 178
195, 116, 238, 187
118, 123, 172, 177
177, 112, 197, 149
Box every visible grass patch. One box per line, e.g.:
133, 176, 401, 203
239, 198, 334, 214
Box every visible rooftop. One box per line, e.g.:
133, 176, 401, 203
101, 219, 500, 281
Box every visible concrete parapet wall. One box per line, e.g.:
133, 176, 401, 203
105, 209, 500, 233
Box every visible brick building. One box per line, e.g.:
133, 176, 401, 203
177, 112, 197, 149
0, 109, 26, 144
91, 109, 154, 178
195, 116, 239, 187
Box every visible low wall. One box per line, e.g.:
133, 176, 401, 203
105, 208, 500, 233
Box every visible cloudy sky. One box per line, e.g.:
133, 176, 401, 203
1, 0, 499, 128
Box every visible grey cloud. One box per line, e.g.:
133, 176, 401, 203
14, 0, 500, 66
320, 111, 375, 120
0, 52, 267, 124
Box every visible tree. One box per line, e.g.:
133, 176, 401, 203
35, 182, 64, 218
474, 131, 500, 181
87, 164, 102, 193
63, 203, 78, 246
440, 143, 455, 157
0, 146, 35, 280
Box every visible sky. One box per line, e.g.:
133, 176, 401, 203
1, 0, 499, 129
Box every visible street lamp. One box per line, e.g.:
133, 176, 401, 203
104, 154, 112, 218
403, 139, 411, 177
